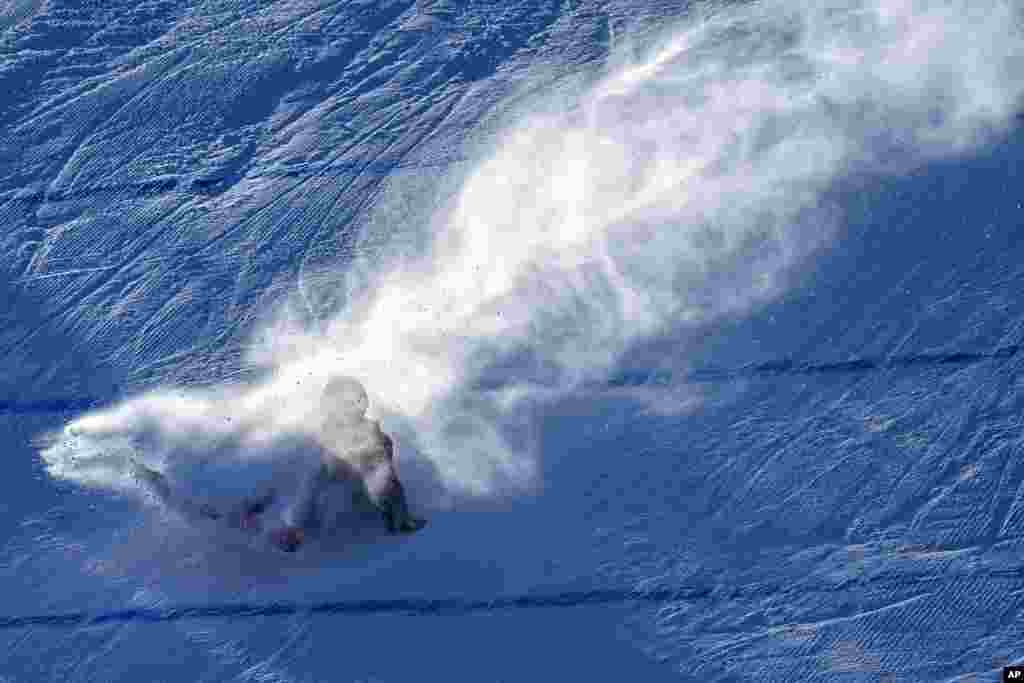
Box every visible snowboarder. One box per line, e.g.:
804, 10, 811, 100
131, 376, 425, 552
275, 376, 427, 549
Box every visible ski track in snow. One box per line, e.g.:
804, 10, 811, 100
1, 0, 1023, 680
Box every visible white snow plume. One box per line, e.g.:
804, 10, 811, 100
42, 0, 1023, 512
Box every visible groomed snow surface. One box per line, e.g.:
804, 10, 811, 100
2, 0, 1024, 680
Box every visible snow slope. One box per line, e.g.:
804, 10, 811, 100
1, 0, 1023, 680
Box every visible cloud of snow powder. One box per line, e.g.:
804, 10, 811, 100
42, 0, 1024, 513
